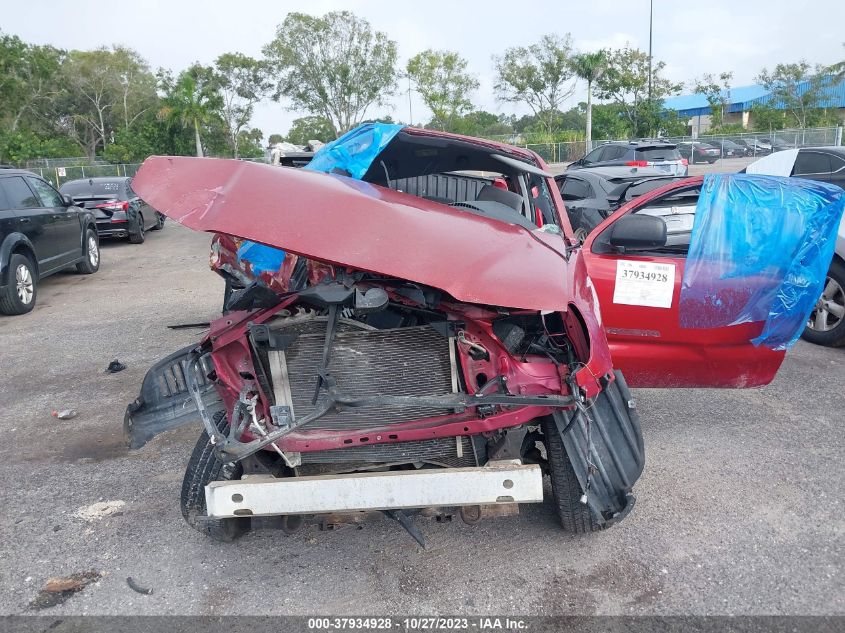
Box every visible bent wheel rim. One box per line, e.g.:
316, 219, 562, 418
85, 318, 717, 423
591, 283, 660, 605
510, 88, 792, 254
15, 263, 34, 304
808, 276, 845, 332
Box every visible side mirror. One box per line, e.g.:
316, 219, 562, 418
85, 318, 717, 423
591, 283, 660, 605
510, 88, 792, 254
608, 214, 667, 252
62, 194, 74, 207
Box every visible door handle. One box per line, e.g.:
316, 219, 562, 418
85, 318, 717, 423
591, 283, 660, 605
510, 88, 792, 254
19, 217, 31, 223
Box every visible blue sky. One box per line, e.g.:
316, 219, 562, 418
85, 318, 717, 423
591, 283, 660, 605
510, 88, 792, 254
4, 0, 843, 138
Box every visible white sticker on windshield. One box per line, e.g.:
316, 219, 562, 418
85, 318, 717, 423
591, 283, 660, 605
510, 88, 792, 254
613, 260, 676, 309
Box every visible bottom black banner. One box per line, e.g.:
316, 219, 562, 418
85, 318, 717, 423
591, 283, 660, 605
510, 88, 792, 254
0, 616, 841, 633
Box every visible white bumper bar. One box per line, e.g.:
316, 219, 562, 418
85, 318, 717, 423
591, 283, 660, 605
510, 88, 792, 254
205, 462, 544, 518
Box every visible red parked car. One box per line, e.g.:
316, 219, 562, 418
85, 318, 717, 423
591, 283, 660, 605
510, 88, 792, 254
124, 126, 839, 544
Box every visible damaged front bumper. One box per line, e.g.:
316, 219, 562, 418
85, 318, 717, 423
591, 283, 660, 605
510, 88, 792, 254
124, 344, 222, 449
205, 461, 543, 518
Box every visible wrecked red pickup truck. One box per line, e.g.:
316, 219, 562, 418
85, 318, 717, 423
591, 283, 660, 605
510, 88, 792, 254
124, 124, 843, 544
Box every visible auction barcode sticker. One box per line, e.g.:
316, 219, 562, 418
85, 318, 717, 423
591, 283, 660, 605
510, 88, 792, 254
613, 260, 676, 308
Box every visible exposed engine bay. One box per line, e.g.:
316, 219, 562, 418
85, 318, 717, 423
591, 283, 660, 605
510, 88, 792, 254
127, 272, 644, 543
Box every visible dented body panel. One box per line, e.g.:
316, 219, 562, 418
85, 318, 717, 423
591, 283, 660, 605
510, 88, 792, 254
133, 156, 571, 312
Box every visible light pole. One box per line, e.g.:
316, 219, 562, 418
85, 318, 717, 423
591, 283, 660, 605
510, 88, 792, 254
408, 74, 413, 125
647, 0, 653, 102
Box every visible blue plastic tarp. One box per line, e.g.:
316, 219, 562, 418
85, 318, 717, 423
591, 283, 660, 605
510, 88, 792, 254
680, 174, 845, 350
304, 123, 404, 179
236, 240, 286, 275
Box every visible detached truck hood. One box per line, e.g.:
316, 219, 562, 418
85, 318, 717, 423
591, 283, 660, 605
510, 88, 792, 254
131, 156, 571, 312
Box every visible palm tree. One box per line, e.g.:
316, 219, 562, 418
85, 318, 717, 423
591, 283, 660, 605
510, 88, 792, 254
571, 51, 607, 148
159, 66, 221, 157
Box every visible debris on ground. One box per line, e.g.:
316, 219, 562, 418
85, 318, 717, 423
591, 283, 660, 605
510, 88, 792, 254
105, 359, 126, 373
126, 576, 153, 595
51, 409, 77, 420
73, 500, 126, 522
29, 571, 102, 610
166, 322, 210, 330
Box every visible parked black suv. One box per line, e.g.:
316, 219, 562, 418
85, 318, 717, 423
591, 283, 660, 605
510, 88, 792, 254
568, 140, 688, 176
0, 169, 100, 315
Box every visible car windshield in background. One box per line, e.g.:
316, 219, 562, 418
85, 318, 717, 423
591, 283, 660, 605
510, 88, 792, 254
637, 147, 681, 161
60, 179, 127, 199
621, 177, 684, 201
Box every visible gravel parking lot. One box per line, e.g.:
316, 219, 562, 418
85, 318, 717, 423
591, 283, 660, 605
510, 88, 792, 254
0, 221, 842, 616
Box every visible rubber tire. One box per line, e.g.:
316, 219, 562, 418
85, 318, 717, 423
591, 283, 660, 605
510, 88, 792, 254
75, 228, 100, 274
541, 416, 603, 533
180, 410, 251, 542
129, 214, 145, 244
150, 213, 165, 231
801, 258, 845, 347
0, 253, 37, 316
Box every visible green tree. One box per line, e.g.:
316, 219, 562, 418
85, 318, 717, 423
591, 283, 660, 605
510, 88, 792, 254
493, 34, 576, 136
756, 61, 833, 128
694, 71, 733, 129
213, 53, 272, 157
159, 65, 223, 157
750, 102, 787, 133
264, 11, 398, 137
268, 133, 284, 144
570, 50, 607, 146
406, 49, 478, 132
828, 43, 844, 81
595, 45, 682, 137
236, 127, 265, 158
284, 115, 335, 145
55, 46, 157, 159
0, 33, 65, 134
589, 103, 631, 140
452, 111, 513, 138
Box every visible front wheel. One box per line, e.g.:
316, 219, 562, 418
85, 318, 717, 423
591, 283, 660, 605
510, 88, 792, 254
181, 411, 251, 542
802, 259, 845, 347
76, 229, 100, 274
541, 416, 603, 533
150, 212, 165, 231
0, 253, 37, 315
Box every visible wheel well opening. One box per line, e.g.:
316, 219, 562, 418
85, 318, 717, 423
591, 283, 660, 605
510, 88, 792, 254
562, 304, 591, 363
10, 244, 38, 278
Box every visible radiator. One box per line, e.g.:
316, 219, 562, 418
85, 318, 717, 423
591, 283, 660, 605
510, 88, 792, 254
299, 436, 477, 467
267, 321, 457, 432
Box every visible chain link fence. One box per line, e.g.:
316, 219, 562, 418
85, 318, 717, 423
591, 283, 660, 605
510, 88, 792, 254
14, 125, 844, 184
24, 163, 141, 189
506, 126, 844, 166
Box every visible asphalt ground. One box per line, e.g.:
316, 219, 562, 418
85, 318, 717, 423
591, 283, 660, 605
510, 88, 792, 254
0, 205, 842, 616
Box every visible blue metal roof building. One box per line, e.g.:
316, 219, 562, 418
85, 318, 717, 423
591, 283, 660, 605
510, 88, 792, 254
664, 76, 845, 118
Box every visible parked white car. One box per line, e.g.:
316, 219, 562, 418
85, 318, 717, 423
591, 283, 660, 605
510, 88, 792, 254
747, 147, 845, 346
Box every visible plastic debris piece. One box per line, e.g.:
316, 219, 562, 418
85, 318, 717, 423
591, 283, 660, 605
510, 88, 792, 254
680, 174, 845, 350
126, 577, 153, 595
51, 409, 77, 420
106, 359, 126, 373
30, 571, 102, 610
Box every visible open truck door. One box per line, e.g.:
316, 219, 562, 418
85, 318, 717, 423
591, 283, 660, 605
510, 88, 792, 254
582, 174, 844, 388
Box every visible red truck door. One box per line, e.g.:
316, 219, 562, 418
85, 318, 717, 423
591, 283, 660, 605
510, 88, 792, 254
581, 178, 786, 388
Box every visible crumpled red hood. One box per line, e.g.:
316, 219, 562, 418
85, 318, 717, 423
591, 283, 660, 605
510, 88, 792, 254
132, 156, 572, 311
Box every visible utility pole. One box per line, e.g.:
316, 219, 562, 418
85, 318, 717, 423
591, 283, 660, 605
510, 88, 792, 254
408, 74, 413, 125
647, 0, 653, 102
